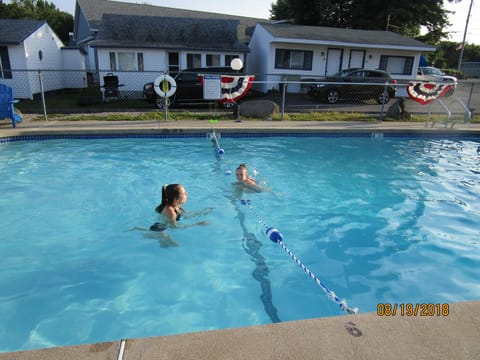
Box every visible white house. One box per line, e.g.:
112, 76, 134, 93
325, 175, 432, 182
72, 0, 437, 97
247, 23, 436, 93
73, 0, 265, 95
0, 19, 86, 99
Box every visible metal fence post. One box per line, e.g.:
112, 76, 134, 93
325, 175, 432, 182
467, 81, 474, 110
163, 97, 168, 121
38, 70, 48, 122
281, 82, 286, 121
380, 82, 388, 121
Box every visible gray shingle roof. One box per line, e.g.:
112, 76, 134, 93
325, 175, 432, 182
77, 0, 267, 44
90, 14, 250, 52
261, 23, 436, 50
0, 19, 45, 45
78, 0, 267, 22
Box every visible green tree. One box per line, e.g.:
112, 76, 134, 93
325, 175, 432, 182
271, 0, 351, 27
270, 0, 460, 44
0, 0, 73, 44
428, 41, 480, 69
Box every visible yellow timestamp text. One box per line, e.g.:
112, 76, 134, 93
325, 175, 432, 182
377, 303, 449, 316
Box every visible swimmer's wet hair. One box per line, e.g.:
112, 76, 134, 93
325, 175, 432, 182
155, 183, 182, 213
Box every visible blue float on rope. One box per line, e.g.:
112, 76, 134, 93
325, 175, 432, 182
266, 227, 283, 243
208, 130, 224, 156
208, 129, 233, 175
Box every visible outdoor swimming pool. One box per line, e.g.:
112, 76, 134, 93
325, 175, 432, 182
0, 133, 479, 352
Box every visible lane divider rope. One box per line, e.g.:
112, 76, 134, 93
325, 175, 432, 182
208, 129, 281, 322
206, 130, 358, 315
241, 199, 358, 315
207, 129, 233, 175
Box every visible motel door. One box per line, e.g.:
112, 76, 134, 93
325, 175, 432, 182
325, 48, 343, 76
349, 50, 365, 68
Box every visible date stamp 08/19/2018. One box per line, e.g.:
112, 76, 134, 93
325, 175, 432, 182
377, 303, 450, 317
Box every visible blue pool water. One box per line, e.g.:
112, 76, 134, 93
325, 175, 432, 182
0, 134, 479, 352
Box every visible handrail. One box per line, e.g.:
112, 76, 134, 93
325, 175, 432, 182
427, 97, 472, 128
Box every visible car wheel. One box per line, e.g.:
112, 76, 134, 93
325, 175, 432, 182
326, 89, 339, 104
377, 91, 391, 104
154, 96, 172, 109
222, 102, 235, 109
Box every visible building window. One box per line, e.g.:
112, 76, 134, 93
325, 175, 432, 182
168, 52, 179, 75
0, 46, 12, 79
137, 53, 144, 71
379, 55, 414, 75
206, 54, 221, 67
225, 54, 240, 67
187, 53, 201, 68
109, 51, 144, 71
275, 49, 313, 70
109, 52, 116, 71
117, 52, 135, 71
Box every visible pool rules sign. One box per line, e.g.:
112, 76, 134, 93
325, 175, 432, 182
202, 74, 221, 100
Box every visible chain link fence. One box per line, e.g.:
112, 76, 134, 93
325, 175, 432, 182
2, 69, 478, 124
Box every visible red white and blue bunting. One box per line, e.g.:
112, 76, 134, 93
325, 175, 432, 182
199, 74, 255, 103
406, 81, 454, 105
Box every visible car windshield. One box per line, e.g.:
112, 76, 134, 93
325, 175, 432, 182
333, 69, 359, 77
423, 67, 444, 76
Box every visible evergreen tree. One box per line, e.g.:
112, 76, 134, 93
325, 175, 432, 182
270, 0, 460, 44
0, 0, 73, 44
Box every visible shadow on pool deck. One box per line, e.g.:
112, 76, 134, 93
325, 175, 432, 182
1, 119, 479, 359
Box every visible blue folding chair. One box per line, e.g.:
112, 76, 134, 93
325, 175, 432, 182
0, 83, 23, 127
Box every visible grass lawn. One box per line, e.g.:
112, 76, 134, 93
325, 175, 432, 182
15, 88, 153, 114
14, 88, 477, 123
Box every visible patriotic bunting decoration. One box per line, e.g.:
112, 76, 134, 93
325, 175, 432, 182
199, 74, 255, 103
406, 81, 454, 105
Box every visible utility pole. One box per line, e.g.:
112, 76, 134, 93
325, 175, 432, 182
458, 0, 474, 71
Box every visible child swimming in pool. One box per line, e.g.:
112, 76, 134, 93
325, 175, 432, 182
235, 164, 265, 193
133, 183, 212, 247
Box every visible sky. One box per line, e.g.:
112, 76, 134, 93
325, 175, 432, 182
443, 0, 478, 45
15, 0, 480, 44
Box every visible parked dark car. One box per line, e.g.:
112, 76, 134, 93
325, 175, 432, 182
308, 69, 397, 104
143, 67, 245, 109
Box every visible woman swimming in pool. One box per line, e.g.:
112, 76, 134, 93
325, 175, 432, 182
152, 184, 210, 228
134, 184, 211, 247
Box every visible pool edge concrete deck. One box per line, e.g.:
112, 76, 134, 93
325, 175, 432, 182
1, 118, 480, 137
1, 300, 479, 360
1, 119, 479, 359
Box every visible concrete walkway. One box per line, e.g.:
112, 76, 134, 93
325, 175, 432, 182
1, 118, 479, 359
